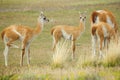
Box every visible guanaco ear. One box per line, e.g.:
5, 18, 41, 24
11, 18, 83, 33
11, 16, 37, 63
79, 11, 85, 18
40, 11, 44, 17
79, 11, 83, 19
79, 11, 82, 15
79, 11, 87, 15
41, 11, 44, 15
84, 11, 87, 16
38, 11, 44, 19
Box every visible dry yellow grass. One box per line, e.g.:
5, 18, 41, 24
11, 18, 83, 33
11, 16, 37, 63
102, 38, 120, 66
52, 40, 71, 68
77, 38, 120, 67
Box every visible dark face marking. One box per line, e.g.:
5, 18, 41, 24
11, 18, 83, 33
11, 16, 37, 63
80, 15, 86, 21
39, 14, 49, 22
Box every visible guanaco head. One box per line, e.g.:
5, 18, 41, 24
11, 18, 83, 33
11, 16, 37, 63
38, 12, 49, 23
79, 12, 86, 22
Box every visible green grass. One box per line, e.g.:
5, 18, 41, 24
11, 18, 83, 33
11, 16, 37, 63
0, 66, 120, 80
0, 0, 120, 80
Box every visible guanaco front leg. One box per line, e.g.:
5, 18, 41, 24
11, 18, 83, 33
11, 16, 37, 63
20, 36, 31, 66
72, 40, 75, 60
25, 43, 30, 66
3, 45, 9, 66
20, 39, 27, 66
20, 48, 25, 66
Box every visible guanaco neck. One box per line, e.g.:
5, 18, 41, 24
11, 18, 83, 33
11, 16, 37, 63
78, 20, 85, 33
34, 20, 44, 35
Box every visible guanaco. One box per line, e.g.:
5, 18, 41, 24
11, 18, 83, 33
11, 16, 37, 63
1, 12, 49, 66
51, 13, 86, 59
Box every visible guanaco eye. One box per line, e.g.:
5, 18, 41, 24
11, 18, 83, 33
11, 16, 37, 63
80, 17, 82, 19
43, 17, 46, 20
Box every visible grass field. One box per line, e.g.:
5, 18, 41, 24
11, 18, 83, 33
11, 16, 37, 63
0, 0, 120, 80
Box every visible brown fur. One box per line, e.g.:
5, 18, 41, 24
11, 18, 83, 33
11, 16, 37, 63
91, 22, 116, 57
90, 9, 118, 33
51, 15, 86, 59
92, 22, 116, 39
91, 26, 97, 36
91, 11, 99, 24
1, 24, 41, 66
1, 30, 5, 40
91, 10, 118, 58
51, 27, 56, 35
1, 14, 49, 66
51, 25, 84, 40
1, 24, 40, 44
